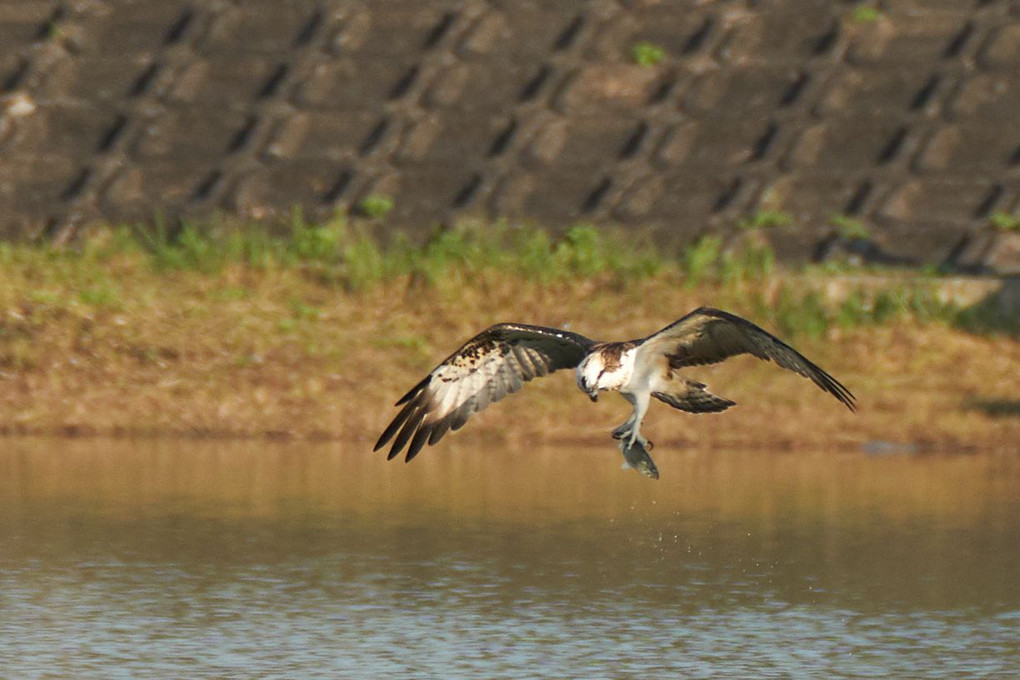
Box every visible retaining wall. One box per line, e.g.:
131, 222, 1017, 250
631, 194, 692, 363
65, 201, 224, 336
1, 0, 1019, 270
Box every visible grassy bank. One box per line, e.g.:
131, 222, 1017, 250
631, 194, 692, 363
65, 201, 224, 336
1, 216, 1018, 451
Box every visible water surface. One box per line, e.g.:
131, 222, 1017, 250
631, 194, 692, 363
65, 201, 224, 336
1, 440, 1019, 678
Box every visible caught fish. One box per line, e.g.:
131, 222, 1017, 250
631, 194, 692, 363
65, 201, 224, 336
620, 438, 659, 480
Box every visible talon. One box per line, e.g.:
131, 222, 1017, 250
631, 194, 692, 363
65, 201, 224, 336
645, 440, 654, 451
612, 425, 632, 441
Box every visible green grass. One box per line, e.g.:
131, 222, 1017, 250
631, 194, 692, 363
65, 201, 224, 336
989, 212, 1020, 232
4, 216, 662, 291
830, 214, 870, 240
79, 283, 120, 308
681, 235, 723, 287
1, 214, 1015, 338
354, 194, 395, 219
738, 280, 987, 340
738, 210, 792, 231
849, 4, 881, 23
630, 41, 665, 67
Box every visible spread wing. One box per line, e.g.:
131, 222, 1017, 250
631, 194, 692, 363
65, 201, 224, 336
637, 307, 856, 411
375, 323, 596, 462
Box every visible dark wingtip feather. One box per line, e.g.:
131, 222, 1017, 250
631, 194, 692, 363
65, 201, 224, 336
387, 407, 425, 460
814, 369, 856, 412
836, 384, 857, 412
428, 418, 451, 445
404, 425, 432, 462
374, 420, 400, 452
374, 398, 418, 451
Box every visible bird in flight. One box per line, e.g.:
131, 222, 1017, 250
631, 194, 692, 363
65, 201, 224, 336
375, 307, 855, 479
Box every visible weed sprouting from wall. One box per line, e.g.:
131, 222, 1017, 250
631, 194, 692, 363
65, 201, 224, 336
630, 41, 665, 66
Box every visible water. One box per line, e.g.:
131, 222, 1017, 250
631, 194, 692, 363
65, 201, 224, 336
1, 439, 1019, 679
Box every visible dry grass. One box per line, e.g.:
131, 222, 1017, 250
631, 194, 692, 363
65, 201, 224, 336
1, 244, 1018, 452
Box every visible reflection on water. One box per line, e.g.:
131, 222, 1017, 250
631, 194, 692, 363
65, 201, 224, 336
1, 439, 1019, 678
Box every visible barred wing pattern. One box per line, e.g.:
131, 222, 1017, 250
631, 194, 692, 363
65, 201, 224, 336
639, 307, 856, 411
374, 324, 596, 462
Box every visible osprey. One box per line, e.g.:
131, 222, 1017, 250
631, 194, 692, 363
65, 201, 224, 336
375, 307, 855, 478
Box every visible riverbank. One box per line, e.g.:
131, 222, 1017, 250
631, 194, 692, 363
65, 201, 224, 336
1, 222, 1018, 452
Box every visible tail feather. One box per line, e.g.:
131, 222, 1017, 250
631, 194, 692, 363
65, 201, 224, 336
653, 379, 735, 414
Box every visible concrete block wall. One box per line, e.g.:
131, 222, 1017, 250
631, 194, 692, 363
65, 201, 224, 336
1, 0, 1019, 270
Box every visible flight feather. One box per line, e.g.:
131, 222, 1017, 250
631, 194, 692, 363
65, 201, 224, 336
638, 306, 856, 411
374, 323, 595, 462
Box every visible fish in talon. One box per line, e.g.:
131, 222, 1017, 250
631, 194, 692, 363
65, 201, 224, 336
620, 438, 659, 480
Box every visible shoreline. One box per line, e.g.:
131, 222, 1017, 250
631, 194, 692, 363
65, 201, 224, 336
2, 289, 1017, 452
1, 429, 1011, 456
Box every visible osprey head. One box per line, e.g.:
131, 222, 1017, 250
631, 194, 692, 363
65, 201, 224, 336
576, 344, 636, 402
576, 353, 604, 402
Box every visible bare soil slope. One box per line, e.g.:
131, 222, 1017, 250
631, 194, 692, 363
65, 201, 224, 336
2, 261, 1017, 452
